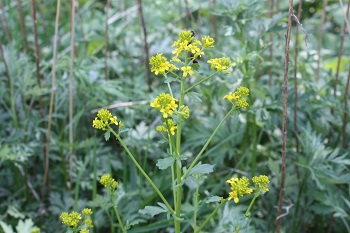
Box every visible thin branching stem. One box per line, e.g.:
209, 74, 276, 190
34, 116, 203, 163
69, 0, 76, 189
276, 1, 293, 232
195, 199, 228, 233
316, 0, 328, 81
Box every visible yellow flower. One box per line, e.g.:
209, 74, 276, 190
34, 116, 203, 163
236, 99, 249, 109
237, 86, 250, 97
150, 53, 175, 75
84, 219, 94, 228
100, 174, 118, 190
226, 177, 253, 203
30, 228, 40, 233
82, 208, 93, 216
181, 66, 194, 77
252, 175, 270, 193
223, 92, 240, 102
156, 119, 177, 136
202, 36, 215, 48
60, 211, 82, 227
178, 105, 190, 119
93, 109, 121, 131
80, 229, 89, 233
207, 57, 232, 72
150, 93, 178, 118
224, 86, 250, 109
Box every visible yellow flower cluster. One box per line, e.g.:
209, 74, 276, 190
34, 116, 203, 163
150, 93, 178, 118
60, 211, 82, 227
226, 177, 253, 203
100, 174, 118, 190
156, 119, 177, 136
172, 30, 204, 58
30, 228, 40, 233
92, 109, 123, 131
150, 53, 178, 75
207, 57, 232, 72
202, 36, 215, 48
252, 175, 270, 192
181, 66, 194, 78
224, 86, 250, 109
178, 105, 190, 119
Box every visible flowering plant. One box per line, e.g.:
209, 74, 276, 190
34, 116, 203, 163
90, 30, 269, 233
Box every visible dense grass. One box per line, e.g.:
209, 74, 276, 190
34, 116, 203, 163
0, 0, 349, 232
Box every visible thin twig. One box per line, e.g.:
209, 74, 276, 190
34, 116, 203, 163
137, 0, 151, 92
269, 0, 274, 85
69, 0, 76, 189
316, 0, 328, 81
105, 0, 110, 103
339, 0, 350, 37
16, 0, 28, 53
276, 1, 294, 232
44, 0, 61, 198
342, 67, 350, 148
334, 0, 350, 95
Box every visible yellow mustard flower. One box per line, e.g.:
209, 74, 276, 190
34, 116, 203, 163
226, 177, 253, 203
181, 66, 194, 77
84, 219, 94, 228
202, 36, 215, 48
82, 208, 93, 216
178, 105, 190, 119
100, 174, 118, 190
237, 86, 250, 97
60, 211, 82, 227
236, 99, 249, 109
223, 92, 240, 102
156, 119, 177, 136
150, 53, 175, 75
252, 175, 270, 193
93, 109, 121, 130
80, 229, 89, 233
207, 57, 232, 72
224, 86, 250, 109
150, 93, 178, 118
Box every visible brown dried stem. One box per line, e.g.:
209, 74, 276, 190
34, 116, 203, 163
316, 0, 328, 81
342, 67, 350, 148
276, 0, 293, 232
334, 0, 350, 95
137, 0, 151, 92
16, 0, 28, 53
69, 0, 76, 189
44, 0, 61, 197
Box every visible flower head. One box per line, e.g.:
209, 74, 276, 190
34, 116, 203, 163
93, 109, 122, 131
84, 219, 94, 228
60, 211, 82, 227
207, 57, 232, 72
156, 119, 177, 136
226, 177, 253, 203
100, 174, 118, 190
150, 93, 178, 118
150, 53, 176, 75
202, 36, 215, 48
80, 229, 89, 233
224, 86, 250, 109
178, 105, 190, 119
252, 175, 270, 193
181, 66, 194, 78
82, 208, 93, 216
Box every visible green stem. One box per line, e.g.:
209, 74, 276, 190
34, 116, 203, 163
110, 130, 175, 214
182, 107, 235, 180
184, 71, 219, 94
110, 190, 126, 233
193, 185, 199, 232
245, 192, 259, 216
195, 199, 228, 233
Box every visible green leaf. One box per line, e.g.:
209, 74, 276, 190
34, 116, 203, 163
0, 221, 14, 233
139, 205, 167, 217
164, 77, 178, 83
187, 92, 202, 103
189, 162, 215, 176
156, 157, 175, 170
104, 130, 111, 141
15, 219, 35, 233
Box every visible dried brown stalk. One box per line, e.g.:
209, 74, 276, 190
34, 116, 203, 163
276, 0, 294, 232
137, 0, 151, 92
334, 0, 350, 95
69, 0, 76, 189
316, 0, 328, 81
16, 0, 28, 53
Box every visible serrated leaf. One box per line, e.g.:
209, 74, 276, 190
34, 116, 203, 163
156, 157, 175, 170
104, 130, 111, 141
204, 196, 222, 204
139, 205, 167, 217
15, 219, 34, 233
0, 221, 14, 233
189, 162, 215, 176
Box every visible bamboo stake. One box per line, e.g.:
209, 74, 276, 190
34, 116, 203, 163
276, 0, 293, 232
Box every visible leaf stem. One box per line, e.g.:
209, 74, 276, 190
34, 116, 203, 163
195, 199, 228, 233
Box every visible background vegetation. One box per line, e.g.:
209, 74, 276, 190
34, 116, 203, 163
0, 0, 349, 232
